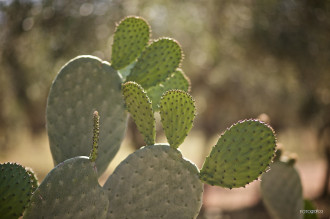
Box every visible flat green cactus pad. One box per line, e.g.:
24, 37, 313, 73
122, 81, 155, 145
103, 144, 203, 219
127, 38, 182, 89
0, 163, 38, 219
261, 161, 303, 219
111, 16, 150, 70
200, 119, 276, 188
147, 69, 190, 111
159, 90, 195, 149
23, 157, 109, 219
46, 55, 127, 175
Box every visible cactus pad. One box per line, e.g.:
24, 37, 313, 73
200, 119, 276, 188
261, 161, 303, 219
46, 55, 127, 175
111, 16, 150, 70
0, 163, 38, 219
147, 69, 190, 111
89, 111, 100, 162
127, 38, 183, 89
23, 157, 109, 219
159, 90, 195, 149
122, 81, 156, 145
103, 144, 203, 219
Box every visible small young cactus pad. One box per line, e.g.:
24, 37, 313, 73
159, 90, 195, 149
23, 157, 109, 219
200, 119, 276, 188
0, 163, 38, 219
46, 55, 127, 175
127, 38, 183, 89
103, 144, 203, 219
111, 16, 150, 70
122, 81, 156, 145
89, 111, 100, 162
261, 161, 303, 219
147, 69, 190, 111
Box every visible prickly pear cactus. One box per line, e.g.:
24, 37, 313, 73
115, 86, 202, 218
0, 163, 38, 219
159, 90, 195, 148
122, 81, 155, 145
200, 120, 276, 188
126, 38, 183, 89
111, 16, 188, 110
103, 144, 203, 219
111, 16, 150, 71
261, 160, 303, 219
23, 157, 109, 219
24, 113, 109, 219
46, 55, 127, 175
147, 69, 190, 111
0, 15, 284, 219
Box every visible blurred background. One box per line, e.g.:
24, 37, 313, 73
0, 0, 329, 218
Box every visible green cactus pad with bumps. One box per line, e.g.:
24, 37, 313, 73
159, 90, 195, 149
103, 144, 203, 219
200, 119, 276, 188
261, 161, 303, 219
122, 81, 155, 145
127, 38, 183, 89
0, 163, 38, 219
111, 16, 150, 70
23, 157, 109, 219
89, 111, 100, 162
46, 55, 127, 175
147, 69, 190, 111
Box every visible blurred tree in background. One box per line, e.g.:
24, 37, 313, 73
0, 0, 126, 148
251, 0, 330, 124
0, 0, 329, 202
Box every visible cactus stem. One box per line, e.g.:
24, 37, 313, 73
89, 111, 100, 162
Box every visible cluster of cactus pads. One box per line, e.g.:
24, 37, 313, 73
0, 16, 280, 218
